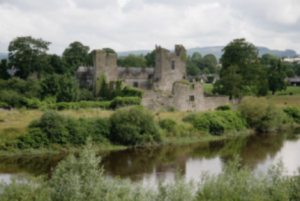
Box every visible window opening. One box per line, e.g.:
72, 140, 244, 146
171, 61, 175, 70
189, 95, 195, 102
133, 82, 139, 88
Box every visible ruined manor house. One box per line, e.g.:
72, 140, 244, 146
75, 45, 228, 111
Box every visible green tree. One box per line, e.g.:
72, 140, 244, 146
192, 52, 202, 59
145, 50, 155, 67
286, 68, 295, 78
203, 54, 217, 66
268, 60, 287, 95
118, 54, 147, 67
261, 54, 279, 64
187, 63, 200, 75
49, 54, 68, 75
212, 65, 243, 98
62, 41, 90, 72
213, 38, 262, 98
8, 36, 51, 79
203, 68, 210, 74
0, 59, 11, 80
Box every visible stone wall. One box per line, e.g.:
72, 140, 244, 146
141, 82, 229, 111
172, 82, 205, 111
204, 96, 230, 111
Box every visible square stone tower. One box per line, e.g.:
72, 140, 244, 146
152, 45, 187, 92
93, 49, 118, 96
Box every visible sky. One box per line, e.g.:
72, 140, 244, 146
0, 0, 300, 54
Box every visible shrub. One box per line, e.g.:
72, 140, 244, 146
0, 102, 10, 109
206, 75, 215, 83
22, 98, 43, 109
284, 106, 300, 123
289, 92, 294, 95
168, 105, 178, 112
193, 115, 210, 133
17, 128, 49, 149
0, 90, 24, 108
109, 96, 141, 108
120, 86, 144, 98
193, 111, 248, 134
79, 88, 94, 101
216, 104, 232, 111
159, 118, 177, 131
109, 106, 163, 145
182, 113, 199, 123
33, 111, 69, 144
238, 97, 284, 131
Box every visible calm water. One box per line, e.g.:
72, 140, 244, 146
1, 129, 300, 184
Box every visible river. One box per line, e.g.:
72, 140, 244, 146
1, 129, 300, 184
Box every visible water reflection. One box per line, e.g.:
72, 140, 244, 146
0, 129, 300, 183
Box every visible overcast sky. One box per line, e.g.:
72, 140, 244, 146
0, 0, 300, 54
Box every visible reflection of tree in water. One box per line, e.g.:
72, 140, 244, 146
100, 145, 198, 181
0, 154, 67, 178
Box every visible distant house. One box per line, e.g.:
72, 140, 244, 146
285, 76, 300, 86
282, 56, 300, 63
187, 73, 220, 84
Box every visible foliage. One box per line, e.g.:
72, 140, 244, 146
159, 118, 177, 131
0, 59, 11, 80
0, 102, 11, 109
79, 88, 94, 101
216, 104, 232, 111
182, 113, 199, 123
193, 111, 247, 134
284, 106, 300, 123
268, 59, 287, 95
56, 75, 80, 102
214, 38, 263, 98
95, 74, 109, 98
168, 105, 178, 112
206, 75, 215, 83
192, 52, 202, 59
117, 54, 147, 67
110, 96, 141, 108
238, 97, 284, 131
62, 41, 90, 72
0, 90, 24, 108
187, 63, 200, 76
145, 50, 156, 67
109, 106, 163, 145
120, 86, 144, 98
49, 54, 69, 75
8, 36, 51, 78
286, 68, 295, 78
261, 53, 279, 64
18, 128, 49, 149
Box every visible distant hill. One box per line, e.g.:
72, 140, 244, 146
117, 46, 299, 60
0, 46, 298, 61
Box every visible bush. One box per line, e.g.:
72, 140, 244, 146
193, 111, 248, 134
109, 106, 163, 145
109, 96, 141, 108
0, 90, 24, 108
79, 88, 94, 101
216, 104, 232, 111
238, 97, 284, 131
120, 86, 144, 98
284, 107, 300, 123
168, 105, 178, 112
193, 115, 210, 133
159, 118, 177, 131
0, 102, 10, 109
182, 113, 199, 123
17, 128, 49, 149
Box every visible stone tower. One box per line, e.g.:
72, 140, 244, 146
152, 45, 187, 92
93, 49, 118, 96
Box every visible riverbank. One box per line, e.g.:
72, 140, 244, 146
0, 128, 255, 157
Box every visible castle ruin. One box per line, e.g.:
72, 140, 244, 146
75, 45, 229, 111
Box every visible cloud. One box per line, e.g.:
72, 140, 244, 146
0, 0, 299, 54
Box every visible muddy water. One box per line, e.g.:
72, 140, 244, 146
1, 129, 300, 184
